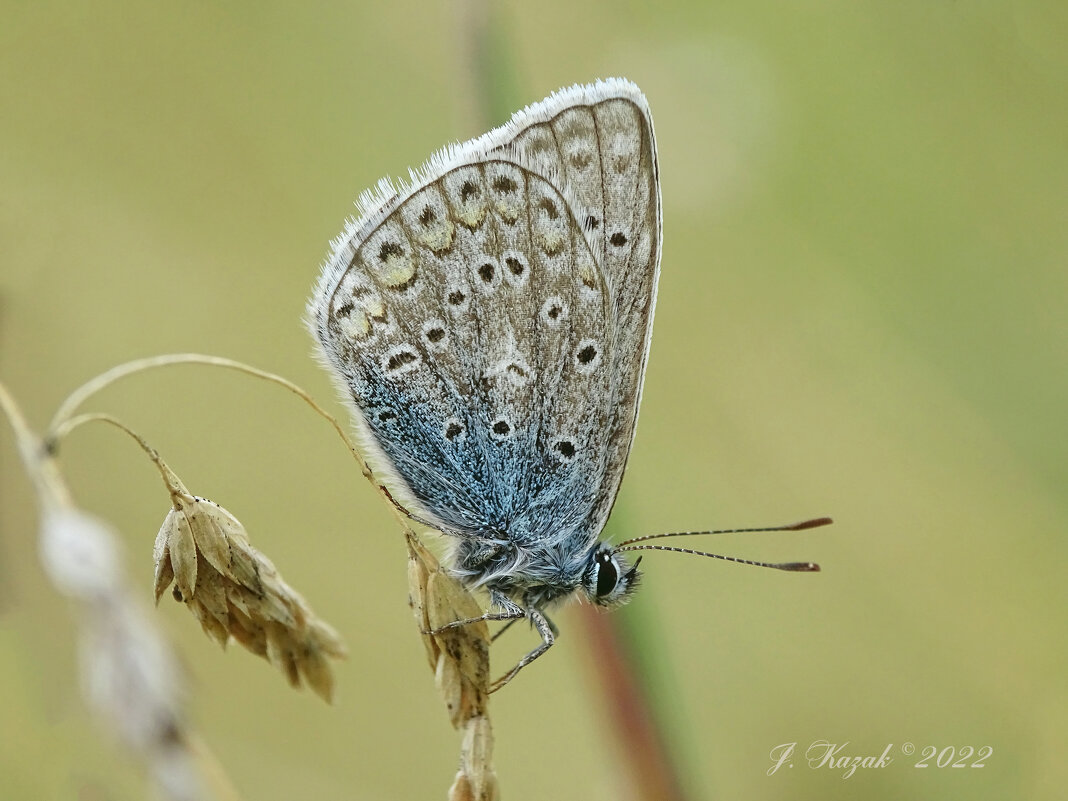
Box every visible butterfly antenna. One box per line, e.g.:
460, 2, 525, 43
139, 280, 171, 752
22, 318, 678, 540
613, 544, 820, 572
615, 516, 832, 547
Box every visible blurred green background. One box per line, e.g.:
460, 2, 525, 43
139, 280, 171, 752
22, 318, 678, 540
2, 1, 1066, 799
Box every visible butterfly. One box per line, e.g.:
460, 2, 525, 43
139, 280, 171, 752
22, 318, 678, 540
308, 78, 825, 690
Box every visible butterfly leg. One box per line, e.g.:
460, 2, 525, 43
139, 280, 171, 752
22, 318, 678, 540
544, 612, 559, 638
488, 606, 555, 693
491, 607, 559, 642
426, 591, 525, 635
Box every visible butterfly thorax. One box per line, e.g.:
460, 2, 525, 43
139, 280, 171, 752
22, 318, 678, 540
450, 528, 641, 611
451, 529, 595, 608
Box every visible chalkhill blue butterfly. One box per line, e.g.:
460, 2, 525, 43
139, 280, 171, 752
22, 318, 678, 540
308, 78, 828, 689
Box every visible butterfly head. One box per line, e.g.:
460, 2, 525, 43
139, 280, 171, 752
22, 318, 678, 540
582, 543, 642, 607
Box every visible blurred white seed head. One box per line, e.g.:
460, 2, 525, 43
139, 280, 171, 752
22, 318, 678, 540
81, 593, 184, 746
41, 507, 122, 598
37, 505, 202, 801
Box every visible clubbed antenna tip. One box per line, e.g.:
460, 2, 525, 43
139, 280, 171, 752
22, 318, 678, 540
784, 517, 833, 531
779, 561, 821, 572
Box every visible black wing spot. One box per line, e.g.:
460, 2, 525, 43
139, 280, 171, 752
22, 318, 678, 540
539, 296, 568, 326
386, 350, 418, 372
445, 421, 464, 440
460, 180, 478, 202
426, 327, 445, 343
570, 151, 592, 169
419, 205, 436, 226
491, 418, 511, 437
492, 175, 518, 193
478, 263, 495, 282
379, 241, 404, 261
555, 440, 575, 458
585, 215, 600, 230
537, 197, 560, 219
448, 290, 466, 305
577, 344, 597, 365
505, 256, 525, 276
610, 232, 628, 247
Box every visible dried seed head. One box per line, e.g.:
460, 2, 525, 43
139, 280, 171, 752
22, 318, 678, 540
154, 490, 346, 702
448, 716, 499, 801
407, 532, 497, 799
406, 532, 490, 723
406, 533, 439, 671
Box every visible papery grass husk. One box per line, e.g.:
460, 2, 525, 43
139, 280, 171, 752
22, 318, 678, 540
407, 531, 498, 801
154, 475, 346, 702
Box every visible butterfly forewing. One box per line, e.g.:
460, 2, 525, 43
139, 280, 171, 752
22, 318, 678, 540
311, 78, 659, 552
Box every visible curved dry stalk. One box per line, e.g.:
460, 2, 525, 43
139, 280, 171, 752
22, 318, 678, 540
48, 352, 373, 478
51, 411, 169, 480
51, 354, 334, 439
1, 380, 72, 504
47, 353, 429, 533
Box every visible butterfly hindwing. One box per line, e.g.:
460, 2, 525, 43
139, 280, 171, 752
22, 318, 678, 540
501, 85, 661, 532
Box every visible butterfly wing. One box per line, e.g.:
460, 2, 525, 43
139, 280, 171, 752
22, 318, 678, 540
310, 159, 614, 543
309, 79, 660, 545
494, 79, 662, 532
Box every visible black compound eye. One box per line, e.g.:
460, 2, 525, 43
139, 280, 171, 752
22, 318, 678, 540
595, 553, 618, 598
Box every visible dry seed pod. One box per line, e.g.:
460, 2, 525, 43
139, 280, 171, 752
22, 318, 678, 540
448, 716, 498, 801
406, 532, 497, 799
405, 533, 490, 719
426, 568, 490, 726
406, 532, 440, 671
154, 489, 346, 702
